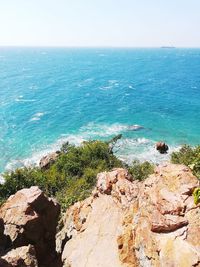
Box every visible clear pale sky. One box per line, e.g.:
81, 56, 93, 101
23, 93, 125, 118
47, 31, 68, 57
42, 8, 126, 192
0, 0, 199, 47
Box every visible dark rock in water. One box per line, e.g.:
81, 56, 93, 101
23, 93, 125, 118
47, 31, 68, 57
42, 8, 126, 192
39, 151, 60, 169
128, 125, 144, 131
156, 142, 169, 154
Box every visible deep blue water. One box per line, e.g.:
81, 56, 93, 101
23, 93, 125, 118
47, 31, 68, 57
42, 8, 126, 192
0, 47, 200, 172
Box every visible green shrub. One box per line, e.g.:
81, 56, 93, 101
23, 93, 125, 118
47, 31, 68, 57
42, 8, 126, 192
193, 187, 200, 205
0, 137, 156, 210
128, 160, 154, 181
0, 139, 123, 209
171, 145, 200, 179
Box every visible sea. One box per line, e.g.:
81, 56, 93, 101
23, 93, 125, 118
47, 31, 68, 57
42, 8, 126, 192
0, 47, 200, 174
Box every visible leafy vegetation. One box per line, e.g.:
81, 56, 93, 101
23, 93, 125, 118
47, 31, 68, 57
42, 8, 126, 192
193, 187, 200, 205
0, 137, 156, 210
128, 160, 154, 181
171, 145, 200, 179
0, 139, 123, 209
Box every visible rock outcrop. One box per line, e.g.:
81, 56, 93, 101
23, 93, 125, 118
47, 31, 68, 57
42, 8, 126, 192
0, 186, 60, 267
39, 151, 60, 169
57, 164, 200, 267
0, 245, 38, 267
56, 168, 139, 267
118, 164, 200, 267
156, 142, 169, 154
0, 164, 199, 267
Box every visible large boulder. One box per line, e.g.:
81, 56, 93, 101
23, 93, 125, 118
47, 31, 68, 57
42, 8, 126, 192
0, 245, 38, 267
0, 186, 60, 267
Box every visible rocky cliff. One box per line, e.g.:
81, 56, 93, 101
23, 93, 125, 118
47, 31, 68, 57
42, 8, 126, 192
0, 164, 199, 267
0, 186, 61, 267
56, 164, 200, 267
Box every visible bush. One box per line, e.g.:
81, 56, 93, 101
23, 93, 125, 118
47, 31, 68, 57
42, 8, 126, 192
193, 188, 200, 205
128, 160, 154, 181
0, 139, 123, 209
0, 137, 156, 210
171, 145, 200, 179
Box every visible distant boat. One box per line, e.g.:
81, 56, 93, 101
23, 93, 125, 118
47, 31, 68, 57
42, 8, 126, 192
161, 46, 175, 49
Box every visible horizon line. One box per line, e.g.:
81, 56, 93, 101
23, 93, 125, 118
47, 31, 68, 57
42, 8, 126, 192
0, 45, 200, 49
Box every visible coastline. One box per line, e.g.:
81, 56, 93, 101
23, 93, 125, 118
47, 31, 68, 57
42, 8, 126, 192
1, 132, 180, 180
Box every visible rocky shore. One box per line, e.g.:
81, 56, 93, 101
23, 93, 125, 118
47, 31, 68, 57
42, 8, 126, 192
0, 163, 199, 267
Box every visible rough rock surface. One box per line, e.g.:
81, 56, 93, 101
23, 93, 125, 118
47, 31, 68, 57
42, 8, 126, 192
0, 186, 60, 267
57, 164, 200, 267
56, 168, 139, 267
156, 142, 169, 154
0, 245, 38, 267
39, 151, 60, 169
118, 164, 200, 267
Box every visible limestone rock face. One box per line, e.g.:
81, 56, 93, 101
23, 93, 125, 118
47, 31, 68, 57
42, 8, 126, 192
58, 164, 200, 267
0, 186, 60, 267
0, 245, 38, 267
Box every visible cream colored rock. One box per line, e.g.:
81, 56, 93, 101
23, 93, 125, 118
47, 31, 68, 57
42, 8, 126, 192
97, 168, 139, 208
0, 245, 38, 267
57, 168, 139, 267
62, 195, 124, 267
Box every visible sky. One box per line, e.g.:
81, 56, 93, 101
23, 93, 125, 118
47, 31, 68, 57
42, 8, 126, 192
0, 0, 199, 47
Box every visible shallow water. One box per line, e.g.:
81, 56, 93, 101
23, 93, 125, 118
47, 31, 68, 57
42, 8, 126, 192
0, 47, 200, 172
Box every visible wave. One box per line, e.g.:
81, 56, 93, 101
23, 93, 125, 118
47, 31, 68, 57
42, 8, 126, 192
4, 122, 179, 174
5, 134, 85, 172
29, 112, 45, 122
99, 80, 119, 90
15, 98, 36, 102
78, 122, 144, 138
115, 138, 180, 164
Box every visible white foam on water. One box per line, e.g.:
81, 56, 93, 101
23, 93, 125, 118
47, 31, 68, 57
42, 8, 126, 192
115, 138, 180, 165
35, 112, 44, 117
3, 122, 179, 173
99, 80, 119, 90
30, 117, 40, 122
79, 122, 129, 138
15, 98, 36, 102
4, 134, 85, 172
29, 112, 45, 122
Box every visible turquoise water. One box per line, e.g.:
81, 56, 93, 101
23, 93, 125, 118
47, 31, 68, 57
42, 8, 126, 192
0, 47, 200, 172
